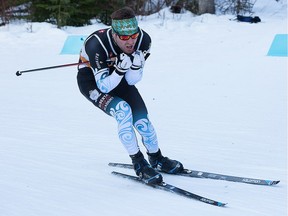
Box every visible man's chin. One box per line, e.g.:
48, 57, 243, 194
124, 47, 134, 54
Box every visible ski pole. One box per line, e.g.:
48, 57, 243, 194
16, 61, 89, 76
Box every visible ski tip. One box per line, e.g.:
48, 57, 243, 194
270, 180, 280, 185
264, 180, 280, 186
218, 202, 228, 207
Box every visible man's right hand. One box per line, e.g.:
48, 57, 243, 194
114, 53, 132, 75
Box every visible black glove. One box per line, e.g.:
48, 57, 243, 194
114, 53, 132, 75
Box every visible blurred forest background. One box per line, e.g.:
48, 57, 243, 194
0, 0, 279, 28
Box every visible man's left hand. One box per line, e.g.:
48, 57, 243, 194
131, 51, 145, 70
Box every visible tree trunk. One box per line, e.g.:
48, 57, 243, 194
197, 0, 215, 14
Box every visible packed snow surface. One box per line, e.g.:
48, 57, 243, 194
0, 1, 287, 215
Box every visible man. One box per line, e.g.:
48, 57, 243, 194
77, 7, 183, 184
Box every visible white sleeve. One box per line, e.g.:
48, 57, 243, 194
94, 68, 123, 93
125, 68, 143, 85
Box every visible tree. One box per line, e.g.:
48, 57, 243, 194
0, 0, 29, 25
29, 0, 107, 27
169, 0, 215, 15
1, 0, 263, 27
197, 0, 215, 14
215, 0, 257, 15
0, 0, 8, 24
28, 0, 128, 27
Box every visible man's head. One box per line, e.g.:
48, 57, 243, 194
111, 7, 139, 54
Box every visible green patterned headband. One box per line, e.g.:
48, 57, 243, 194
111, 17, 138, 35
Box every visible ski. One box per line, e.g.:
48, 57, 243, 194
111, 171, 227, 207
109, 162, 280, 186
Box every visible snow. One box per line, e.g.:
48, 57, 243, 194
0, 1, 287, 215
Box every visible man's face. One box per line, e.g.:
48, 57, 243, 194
113, 32, 139, 54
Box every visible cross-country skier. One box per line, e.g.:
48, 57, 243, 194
77, 6, 184, 184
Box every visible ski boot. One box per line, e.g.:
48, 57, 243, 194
148, 149, 184, 174
130, 151, 163, 185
